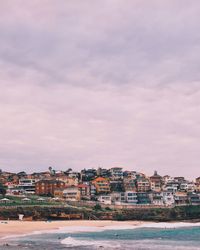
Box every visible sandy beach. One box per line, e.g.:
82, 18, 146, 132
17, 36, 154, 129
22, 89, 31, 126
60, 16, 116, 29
0, 220, 142, 240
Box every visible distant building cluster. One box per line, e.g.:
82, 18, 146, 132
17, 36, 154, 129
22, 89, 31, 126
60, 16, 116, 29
0, 167, 200, 206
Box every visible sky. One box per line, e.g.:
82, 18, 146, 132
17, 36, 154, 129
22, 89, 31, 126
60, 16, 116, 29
0, 0, 200, 179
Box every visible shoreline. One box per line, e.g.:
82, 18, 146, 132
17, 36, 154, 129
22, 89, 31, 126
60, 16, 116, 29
0, 220, 143, 240
1, 220, 200, 242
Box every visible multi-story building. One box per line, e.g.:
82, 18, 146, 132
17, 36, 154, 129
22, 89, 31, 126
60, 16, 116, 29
77, 184, 91, 199
123, 171, 138, 179
136, 177, 151, 192
125, 191, 138, 204
180, 182, 195, 192
163, 181, 179, 193
81, 169, 97, 181
188, 193, 200, 205
96, 168, 109, 177
123, 178, 137, 191
109, 167, 123, 180
92, 177, 110, 194
150, 171, 162, 192
90, 184, 96, 197
56, 175, 78, 186
195, 177, 200, 192
174, 192, 188, 205
62, 186, 80, 201
162, 175, 173, 185
17, 178, 37, 194
137, 192, 151, 204
163, 191, 175, 206
150, 192, 164, 206
35, 180, 65, 196
110, 180, 124, 192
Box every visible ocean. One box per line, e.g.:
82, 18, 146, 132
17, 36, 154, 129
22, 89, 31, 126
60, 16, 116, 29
1, 223, 200, 250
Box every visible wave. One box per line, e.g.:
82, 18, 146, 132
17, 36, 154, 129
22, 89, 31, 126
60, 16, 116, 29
60, 237, 200, 250
54, 222, 200, 234
139, 222, 200, 229
61, 236, 121, 248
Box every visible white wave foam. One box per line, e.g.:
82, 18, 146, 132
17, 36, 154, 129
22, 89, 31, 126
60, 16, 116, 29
61, 236, 121, 248
50, 221, 200, 234
1, 230, 43, 240
140, 222, 200, 229
61, 237, 200, 250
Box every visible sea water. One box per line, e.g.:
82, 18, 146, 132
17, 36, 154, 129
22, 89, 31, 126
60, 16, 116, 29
1, 223, 200, 250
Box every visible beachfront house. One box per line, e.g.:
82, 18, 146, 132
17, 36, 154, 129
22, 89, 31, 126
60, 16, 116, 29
163, 191, 175, 206
125, 191, 138, 204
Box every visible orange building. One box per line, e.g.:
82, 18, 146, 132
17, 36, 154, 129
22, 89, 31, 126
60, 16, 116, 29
92, 177, 110, 194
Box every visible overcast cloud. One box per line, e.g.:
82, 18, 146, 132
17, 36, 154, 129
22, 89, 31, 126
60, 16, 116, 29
0, 0, 200, 179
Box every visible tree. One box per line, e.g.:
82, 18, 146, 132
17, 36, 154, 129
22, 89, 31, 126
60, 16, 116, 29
49, 166, 55, 175
17, 171, 27, 178
94, 204, 102, 210
0, 183, 6, 197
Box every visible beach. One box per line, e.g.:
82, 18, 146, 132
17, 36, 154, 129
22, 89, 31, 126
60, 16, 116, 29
1, 220, 200, 249
0, 220, 142, 239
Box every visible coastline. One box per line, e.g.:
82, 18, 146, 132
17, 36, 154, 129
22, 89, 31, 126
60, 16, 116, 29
1, 219, 200, 242
0, 220, 143, 240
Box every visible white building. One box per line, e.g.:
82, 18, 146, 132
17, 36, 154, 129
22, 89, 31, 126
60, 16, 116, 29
17, 179, 37, 194
110, 167, 123, 180
125, 191, 138, 204
163, 191, 175, 206
63, 186, 80, 201
98, 195, 112, 205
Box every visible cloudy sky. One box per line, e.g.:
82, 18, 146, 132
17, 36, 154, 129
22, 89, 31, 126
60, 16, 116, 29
0, 1, 200, 179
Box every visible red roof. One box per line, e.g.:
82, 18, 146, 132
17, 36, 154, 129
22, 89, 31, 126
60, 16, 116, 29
93, 177, 107, 182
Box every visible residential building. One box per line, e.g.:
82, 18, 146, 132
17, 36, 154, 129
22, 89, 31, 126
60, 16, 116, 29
35, 180, 65, 196
188, 193, 200, 205
92, 177, 110, 194
136, 177, 151, 192
123, 171, 138, 179
96, 168, 109, 177
150, 192, 164, 206
195, 177, 200, 192
62, 186, 80, 201
163, 181, 179, 193
81, 169, 97, 181
174, 192, 189, 205
125, 191, 138, 204
137, 192, 151, 204
109, 167, 123, 180
123, 178, 137, 191
163, 191, 175, 206
17, 178, 37, 194
90, 184, 96, 197
56, 175, 78, 186
150, 171, 162, 192
110, 180, 124, 192
98, 195, 112, 204
77, 184, 90, 199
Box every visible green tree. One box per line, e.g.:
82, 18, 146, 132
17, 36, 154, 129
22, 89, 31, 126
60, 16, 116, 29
17, 171, 27, 178
0, 183, 7, 197
94, 204, 102, 210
